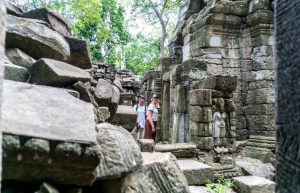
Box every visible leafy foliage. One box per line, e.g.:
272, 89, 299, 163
124, 34, 159, 75
206, 176, 236, 193
11, 0, 130, 63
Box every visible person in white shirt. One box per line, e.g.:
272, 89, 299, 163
145, 94, 159, 141
133, 95, 147, 139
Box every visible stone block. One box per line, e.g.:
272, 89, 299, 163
3, 59, 29, 82
199, 75, 237, 92
142, 153, 189, 191
235, 157, 275, 180
174, 85, 186, 113
248, 80, 274, 90
246, 88, 275, 104
223, 59, 240, 68
23, 8, 72, 36
189, 106, 212, 123
6, 48, 36, 68
177, 159, 214, 185
207, 63, 223, 75
189, 89, 212, 106
210, 0, 248, 17
64, 36, 92, 69
249, 0, 270, 13
154, 143, 197, 158
244, 104, 275, 115
5, 2, 23, 16
6, 15, 70, 61
30, 58, 91, 86
138, 139, 154, 152
233, 176, 275, 193
94, 79, 120, 122
2, 80, 99, 185
254, 70, 274, 81
191, 136, 214, 151
246, 10, 274, 27
96, 123, 143, 180
113, 105, 137, 130
189, 186, 213, 193
189, 121, 212, 137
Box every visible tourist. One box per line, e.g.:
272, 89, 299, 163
133, 95, 147, 140
145, 94, 159, 141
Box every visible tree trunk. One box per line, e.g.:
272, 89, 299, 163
160, 29, 167, 58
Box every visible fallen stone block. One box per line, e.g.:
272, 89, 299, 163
30, 58, 91, 86
5, 2, 23, 16
95, 123, 142, 180
122, 152, 190, 193
112, 105, 137, 130
6, 15, 70, 61
138, 139, 154, 152
154, 143, 197, 158
189, 186, 213, 193
3, 58, 29, 82
64, 36, 92, 69
177, 159, 214, 185
94, 79, 120, 122
2, 80, 99, 185
6, 48, 36, 68
233, 176, 275, 193
23, 8, 72, 37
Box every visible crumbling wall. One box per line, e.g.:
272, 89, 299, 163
165, 0, 275, 142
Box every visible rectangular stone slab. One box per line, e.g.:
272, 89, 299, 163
2, 80, 96, 144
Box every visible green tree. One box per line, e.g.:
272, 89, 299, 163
10, 0, 130, 63
132, 0, 180, 58
124, 34, 159, 75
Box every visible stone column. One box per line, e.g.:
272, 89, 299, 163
0, 0, 6, 189
276, 0, 300, 192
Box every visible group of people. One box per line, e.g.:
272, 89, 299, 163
133, 94, 159, 141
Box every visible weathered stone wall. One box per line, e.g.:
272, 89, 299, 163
165, 0, 275, 142
0, 0, 6, 189
275, 0, 300, 192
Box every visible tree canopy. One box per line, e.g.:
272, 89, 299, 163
9, 0, 180, 75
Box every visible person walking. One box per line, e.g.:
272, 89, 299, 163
133, 95, 147, 140
145, 94, 159, 141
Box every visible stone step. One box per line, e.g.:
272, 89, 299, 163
247, 142, 275, 150
177, 159, 214, 186
154, 143, 197, 158
233, 176, 275, 193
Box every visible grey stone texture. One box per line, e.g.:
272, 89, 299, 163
138, 139, 154, 152
275, 0, 300, 192
95, 123, 142, 180
22, 8, 72, 37
154, 143, 197, 158
166, 0, 275, 142
142, 152, 190, 193
30, 58, 91, 86
5, 2, 23, 16
113, 105, 137, 130
2, 57, 29, 82
6, 15, 70, 61
94, 78, 120, 122
0, 0, 6, 190
177, 159, 214, 185
64, 36, 92, 69
233, 176, 275, 193
235, 157, 275, 180
2, 80, 96, 144
6, 48, 36, 68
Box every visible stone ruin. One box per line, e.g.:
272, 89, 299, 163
1, 0, 300, 193
0, 2, 192, 193
140, 0, 279, 192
